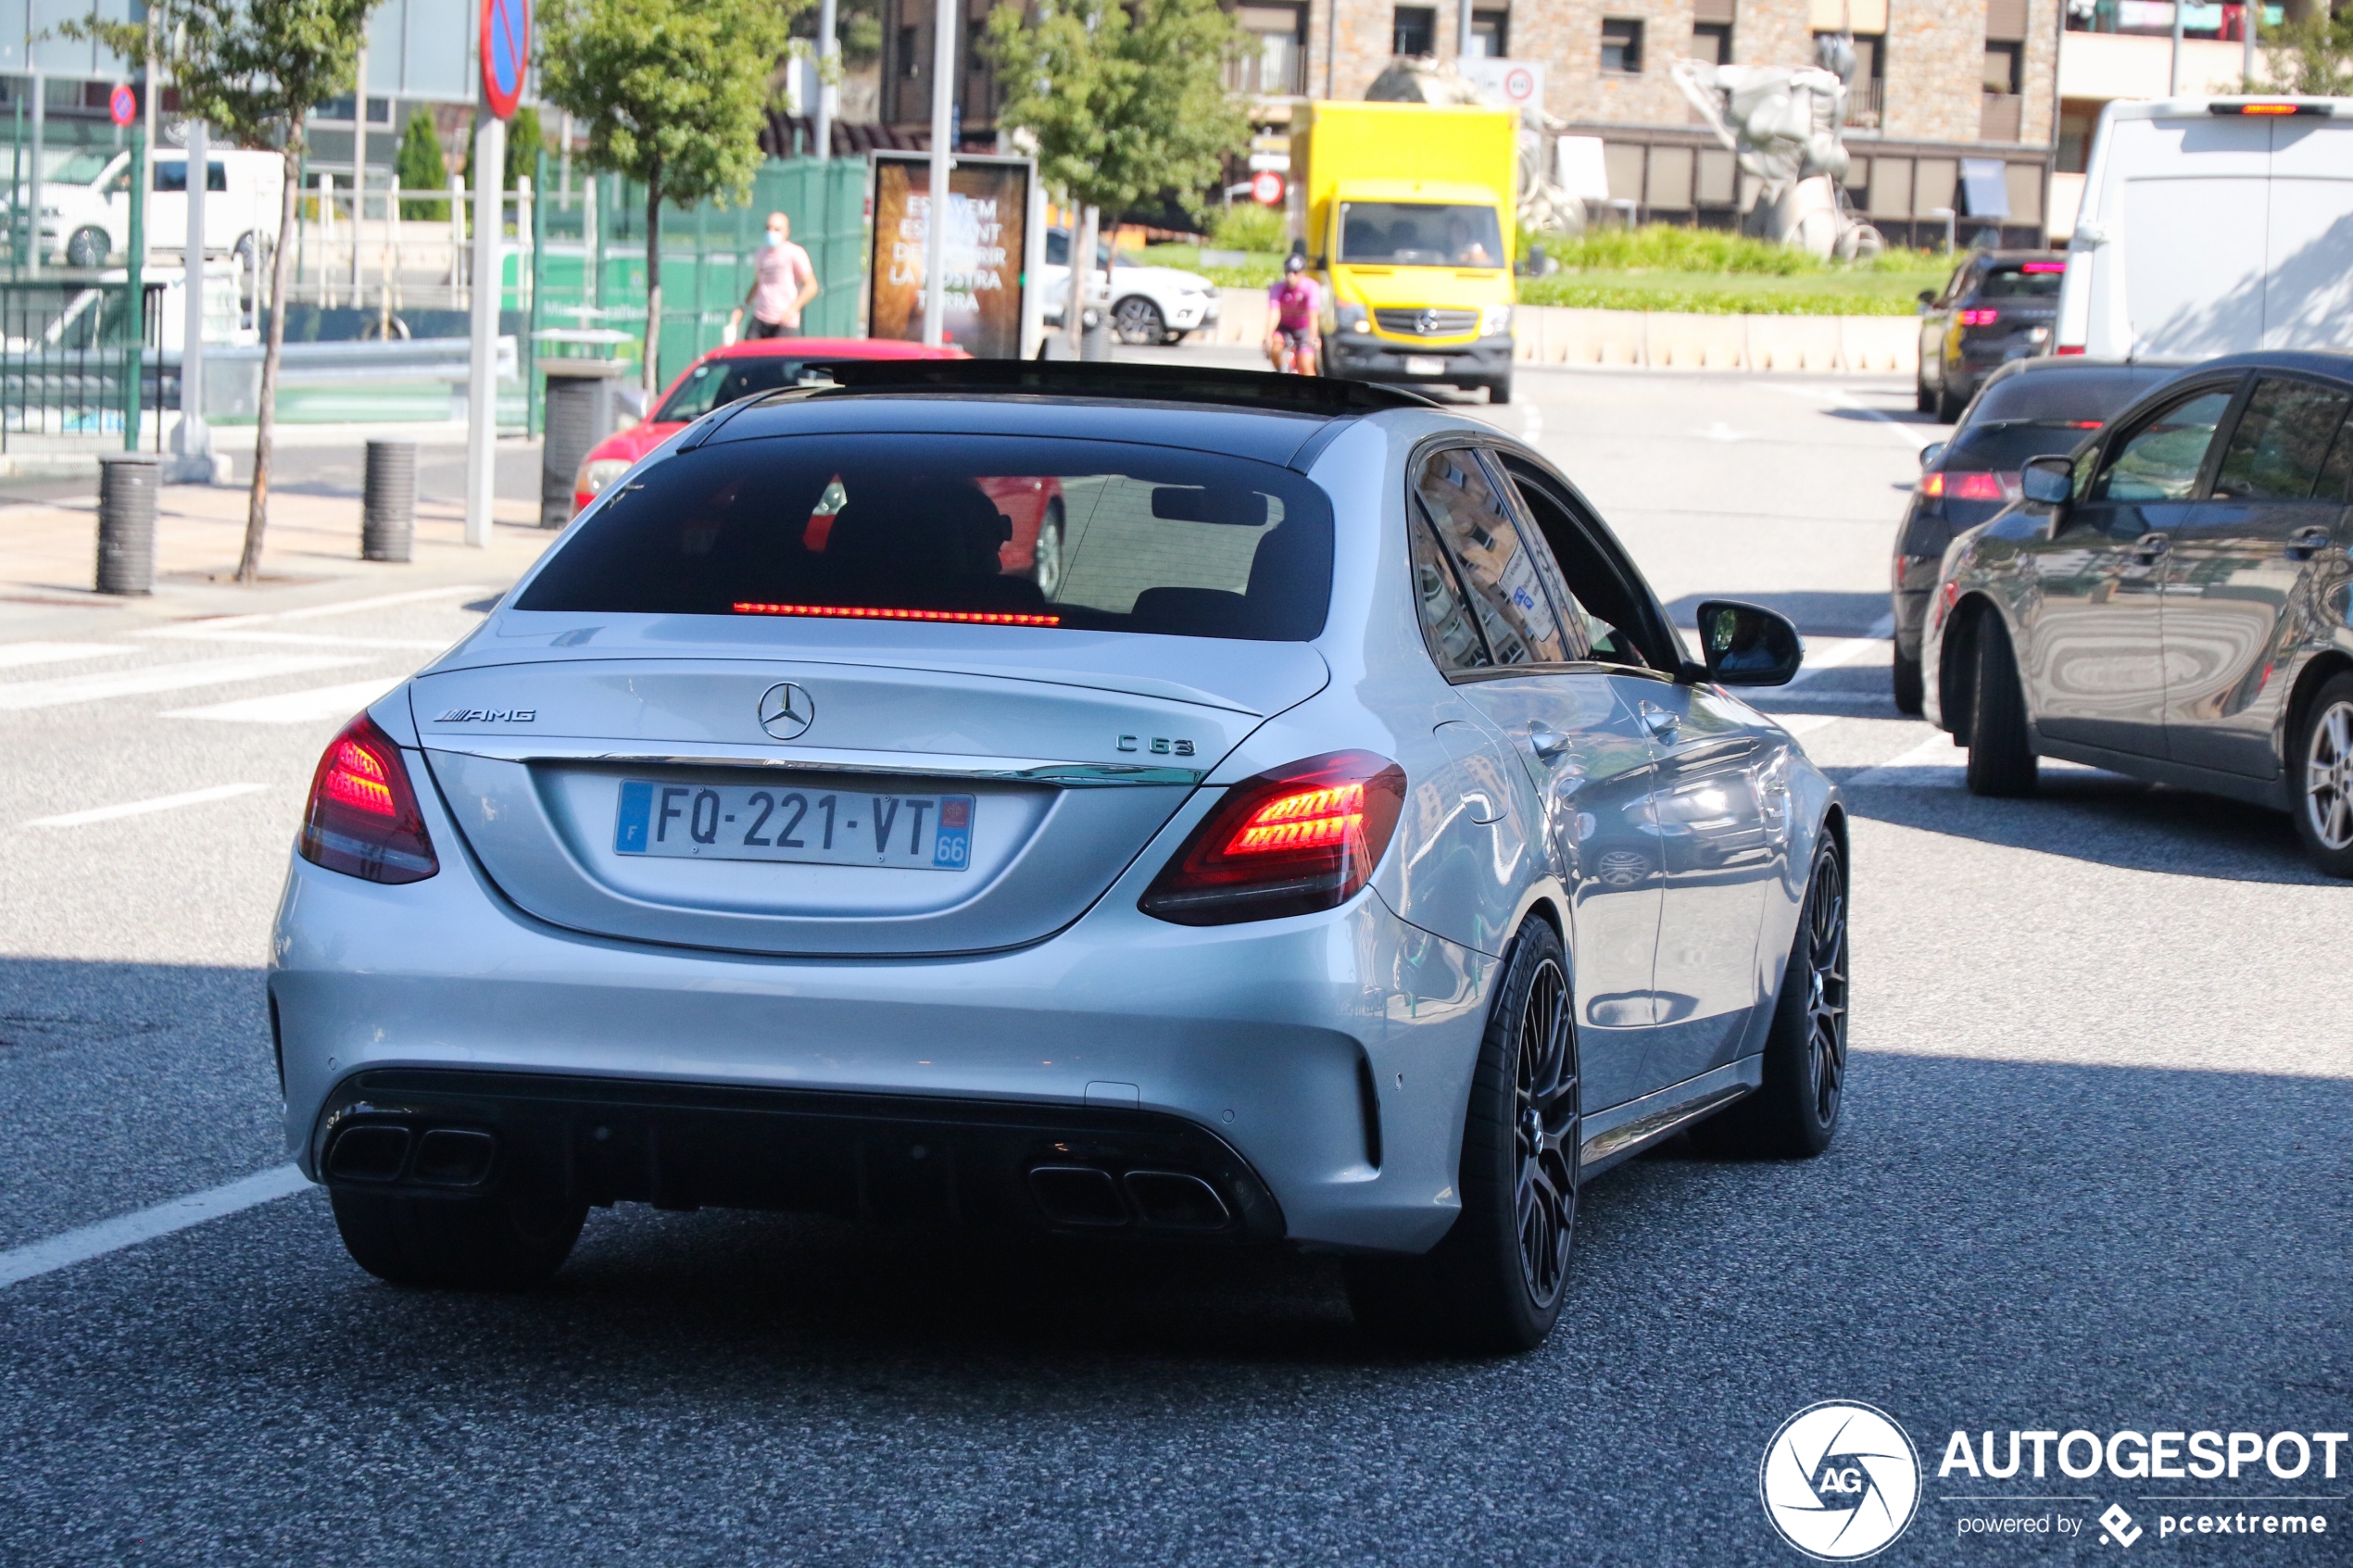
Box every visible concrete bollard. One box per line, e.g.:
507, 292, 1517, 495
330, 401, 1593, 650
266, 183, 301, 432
94, 452, 160, 596
362, 440, 418, 562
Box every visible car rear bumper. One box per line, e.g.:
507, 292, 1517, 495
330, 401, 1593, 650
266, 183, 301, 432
1323, 334, 1513, 385
271, 796, 1493, 1256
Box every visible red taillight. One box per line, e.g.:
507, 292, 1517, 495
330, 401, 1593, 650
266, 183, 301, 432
1921, 470, 2018, 501
1957, 308, 2000, 327
2056, 345, 2085, 356
731, 602, 1063, 627
298, 713, 438, 884
2020, 261, 2067, 273
1139, 750, 1405, 926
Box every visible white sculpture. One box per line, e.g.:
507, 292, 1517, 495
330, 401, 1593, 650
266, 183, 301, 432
1669, 38, 1883, 260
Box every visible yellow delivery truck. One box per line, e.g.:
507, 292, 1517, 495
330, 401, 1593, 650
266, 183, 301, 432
1294, 100, 1518, 403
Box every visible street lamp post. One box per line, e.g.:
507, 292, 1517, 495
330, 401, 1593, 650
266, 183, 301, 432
921, 0, 952, 345
814, 0, 838, 159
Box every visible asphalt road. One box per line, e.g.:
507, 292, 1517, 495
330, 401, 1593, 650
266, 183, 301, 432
1, 363, 2346, 1567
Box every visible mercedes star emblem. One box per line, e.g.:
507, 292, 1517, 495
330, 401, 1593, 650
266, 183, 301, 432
758, 682, 816, 740
1418, 308, 1441, 335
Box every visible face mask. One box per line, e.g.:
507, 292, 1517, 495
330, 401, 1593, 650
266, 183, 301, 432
764, 231, 785, 248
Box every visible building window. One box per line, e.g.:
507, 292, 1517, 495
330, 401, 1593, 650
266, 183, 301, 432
1468, 9, 1508, 57
1982, 41, 2022, 95
1393, 6, 1436, 56
1600, 17, 1642, 74
898, 25, 921, 79
1692, 21, 1731, 64
1819, 30, 1885, 128
1229, 4, 1308, 94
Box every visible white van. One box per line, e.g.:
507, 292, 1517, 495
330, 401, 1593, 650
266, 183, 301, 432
14, 144, 283, 269
2057, 96, 2353, 360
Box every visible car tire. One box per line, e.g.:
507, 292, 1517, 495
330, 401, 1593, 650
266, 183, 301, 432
1916, 379, 1936, 415
1112, 296, 1165, 345
1344, 919, 1577, 1354
1686, 834, 1849, 1160
1484, 375, 1512, 405
1934, 380, 1965, 424
330, 1185, 587, 1290
1892, 647, 1925, 715
1031, 497, 1065, 597
2291, 671, 2353, 877
65, 226, 108, 270
1964, 610, 2038, 796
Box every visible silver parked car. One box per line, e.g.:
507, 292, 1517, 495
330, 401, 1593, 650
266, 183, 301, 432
274, 362, 1846, 1352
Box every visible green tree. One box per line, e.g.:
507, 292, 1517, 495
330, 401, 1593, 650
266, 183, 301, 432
505, 103, 546, 192
396, 107, 447, 220
984, 0, 1250, 220
539, 0, 797, 390
68, 0, 380, 583
2250, 6, 2353, 95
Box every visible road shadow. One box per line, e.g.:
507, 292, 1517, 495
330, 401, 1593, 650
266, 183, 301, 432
1830, 764, 2330, 884
1664, 589, 1892, 637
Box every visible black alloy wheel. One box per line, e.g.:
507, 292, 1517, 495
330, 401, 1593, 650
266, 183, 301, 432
1688, 834, 1850, 1159
1112, 296, 1165, 345
1345, 919, 1579, 1353
2293, 671, 2353, 877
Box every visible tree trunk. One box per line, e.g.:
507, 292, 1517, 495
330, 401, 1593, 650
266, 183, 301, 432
643, 175, 662, 395
237, 145, 302, 584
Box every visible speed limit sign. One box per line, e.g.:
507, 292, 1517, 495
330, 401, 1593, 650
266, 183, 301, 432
1251, 169, 1286, 207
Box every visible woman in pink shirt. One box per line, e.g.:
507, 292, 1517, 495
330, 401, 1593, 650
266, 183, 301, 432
728, 211, 821, 341
1264, 253, 1322, 375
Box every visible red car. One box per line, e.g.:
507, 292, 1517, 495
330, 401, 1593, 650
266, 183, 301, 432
568, 338, 1071, 594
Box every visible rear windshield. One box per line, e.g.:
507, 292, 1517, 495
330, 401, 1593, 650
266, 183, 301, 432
1977, 264, 2066, 300
1943, 422, 2097, 471
1971, 368, 2165, 425
1339, 202, 1504, 268
656, 358, 812, 423
516, 433, 1333, 641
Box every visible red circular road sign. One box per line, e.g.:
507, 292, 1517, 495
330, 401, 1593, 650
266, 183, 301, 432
1251, 169, 1285, 207
108, 83, 135, 129
481, 0, 531, 121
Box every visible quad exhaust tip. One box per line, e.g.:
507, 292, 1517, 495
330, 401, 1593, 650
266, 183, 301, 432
324, 1123, 496, 1188
1027, 1164, 1231, 1230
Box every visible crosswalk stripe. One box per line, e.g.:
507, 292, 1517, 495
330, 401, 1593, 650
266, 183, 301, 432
0, 654, 369, 711
183, 583, 497, 632
162, 675, 404, 724
0, 640, 139, 670
25, 782, 266, 827
0, 1166, 311, 1290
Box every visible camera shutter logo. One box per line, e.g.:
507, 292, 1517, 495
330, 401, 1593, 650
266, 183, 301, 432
758, 683, 816, 741
1759, 1401, 1921, 1560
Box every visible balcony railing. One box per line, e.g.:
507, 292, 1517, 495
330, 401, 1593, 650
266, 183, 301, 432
1224, 37, 1307, 96
1845, 80, 1884, 129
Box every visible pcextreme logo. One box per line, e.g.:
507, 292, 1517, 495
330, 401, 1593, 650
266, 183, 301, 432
1760, 1401, 1924, 1561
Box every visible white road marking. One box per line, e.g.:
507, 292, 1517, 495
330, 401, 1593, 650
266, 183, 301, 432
162, 674, 404, 724
144, 627, 451, 650
1775, 713, 1844, 736
26, 782, 264, 827
0, 654, 369, 711
1789, 619, 1897, 684
0, 641, 139, 670
0, 1165, 310, 1291
1844, 732, 1966, 786
177, 582, 497, 632
1695, 420, 1751, 442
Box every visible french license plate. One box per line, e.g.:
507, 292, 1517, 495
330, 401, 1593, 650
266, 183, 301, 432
613, 781, 974, 871
1404, 355, 1446, 377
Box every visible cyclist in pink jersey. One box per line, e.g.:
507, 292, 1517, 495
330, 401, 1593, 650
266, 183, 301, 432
1264, 253, 1323, 375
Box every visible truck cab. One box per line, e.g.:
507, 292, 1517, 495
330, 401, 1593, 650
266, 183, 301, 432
1299, 101, 1518, 403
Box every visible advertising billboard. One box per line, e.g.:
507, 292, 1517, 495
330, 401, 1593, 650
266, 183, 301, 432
868, 151, 1036, 359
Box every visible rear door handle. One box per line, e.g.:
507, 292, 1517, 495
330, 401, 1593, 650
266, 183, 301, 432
2287, 526, 2333, 561
2131, 532, 2171, 563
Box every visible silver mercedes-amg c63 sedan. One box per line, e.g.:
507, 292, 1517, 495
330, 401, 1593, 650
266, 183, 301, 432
273, 361, 1847, 1352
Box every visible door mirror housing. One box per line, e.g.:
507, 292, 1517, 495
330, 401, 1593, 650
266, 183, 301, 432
1919, 441, 1946, 470
1691, 600, 1804, 688
2021, 454, 2074, 506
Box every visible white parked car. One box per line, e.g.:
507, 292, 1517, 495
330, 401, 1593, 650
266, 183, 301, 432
6, 144, 283, 270
1039, 228, 1222, 345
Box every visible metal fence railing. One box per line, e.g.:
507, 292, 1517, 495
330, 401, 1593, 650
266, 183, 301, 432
0, 281, 170, 453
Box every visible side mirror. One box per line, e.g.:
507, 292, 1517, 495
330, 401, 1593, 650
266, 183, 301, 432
1692, 599, 1804, 688
1919, 441, 1946, 470
2021, 454, 2074, 506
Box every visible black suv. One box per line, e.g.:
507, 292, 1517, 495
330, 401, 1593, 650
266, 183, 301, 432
1915, 251, 2068, 422
1891, 357, 2176, 710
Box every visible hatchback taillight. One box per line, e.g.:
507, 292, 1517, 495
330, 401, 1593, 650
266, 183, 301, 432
1957, 308, 2001, 326
1921, 470, 2017, 501
298, 713, 438, 884
1139, 751, 1406, 926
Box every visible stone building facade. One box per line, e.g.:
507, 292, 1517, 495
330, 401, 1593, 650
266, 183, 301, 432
875, 0, 2061, 246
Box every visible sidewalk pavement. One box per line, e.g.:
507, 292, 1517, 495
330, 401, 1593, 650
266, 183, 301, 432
0, 471, 559, 642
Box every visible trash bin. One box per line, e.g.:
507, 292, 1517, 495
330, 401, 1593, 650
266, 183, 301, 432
540, 355, 630, 529
94, 453, 160, 596
362, 440, 417, 562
